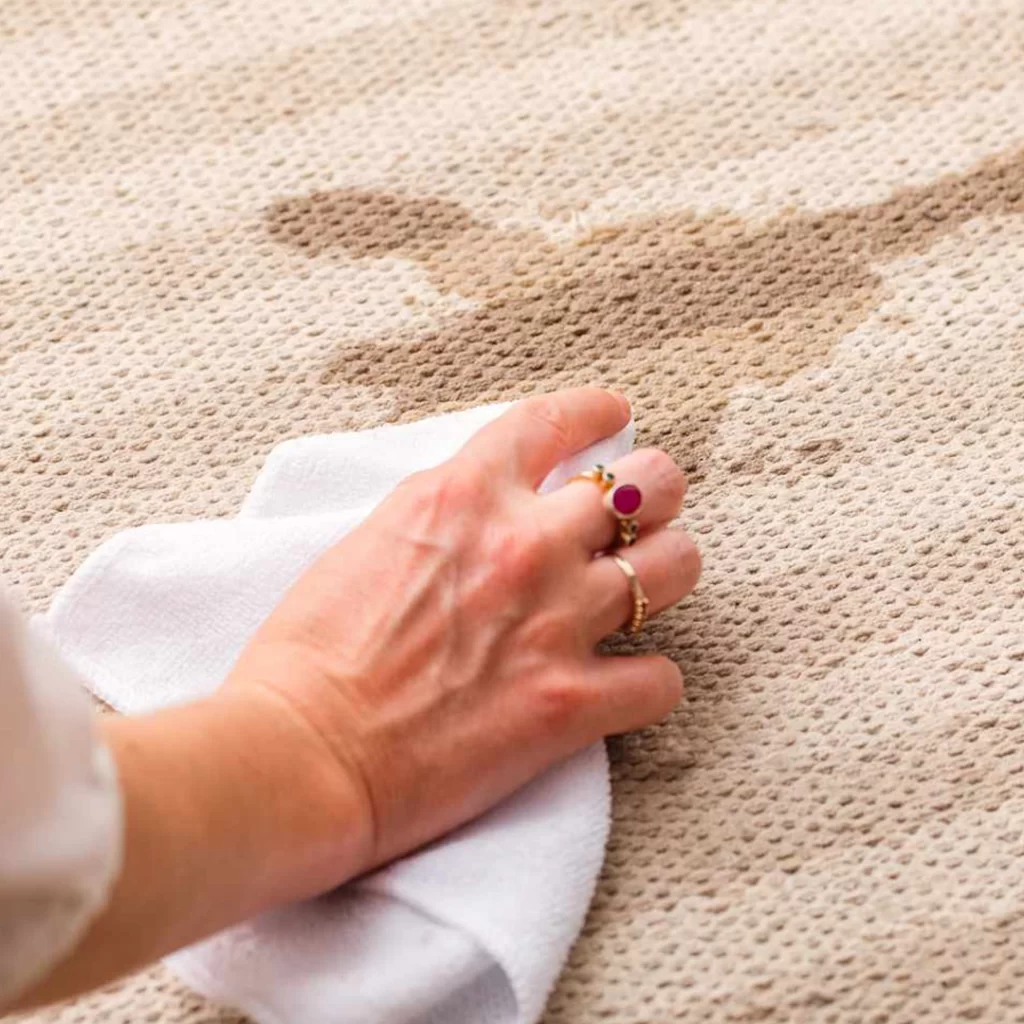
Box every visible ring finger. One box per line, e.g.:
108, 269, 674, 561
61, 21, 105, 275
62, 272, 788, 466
546, 447, 688, 553
584, 527, 701, 642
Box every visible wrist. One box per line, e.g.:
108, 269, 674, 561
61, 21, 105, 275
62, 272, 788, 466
22, 686, 373, 1006
193, 687, 374, 904
98, 690, 371, 958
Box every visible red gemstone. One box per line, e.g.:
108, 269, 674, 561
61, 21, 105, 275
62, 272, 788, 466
611, 483, 642, 516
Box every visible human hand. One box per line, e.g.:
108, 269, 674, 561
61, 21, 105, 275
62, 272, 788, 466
225, 388, 702, 883
13, 390, 701, 1008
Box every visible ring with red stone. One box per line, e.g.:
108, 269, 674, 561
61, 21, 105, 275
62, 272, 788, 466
569, 466, 644, 547
605, 482, 643, 547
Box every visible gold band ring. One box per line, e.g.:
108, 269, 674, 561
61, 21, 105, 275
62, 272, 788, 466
608, 554, 650, 635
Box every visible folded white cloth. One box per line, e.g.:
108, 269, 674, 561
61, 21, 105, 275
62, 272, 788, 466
41, 402, 635, 1024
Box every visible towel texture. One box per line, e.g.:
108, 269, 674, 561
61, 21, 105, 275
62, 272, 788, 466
2, 0, 1023, 1022
39, 404, 633, 1024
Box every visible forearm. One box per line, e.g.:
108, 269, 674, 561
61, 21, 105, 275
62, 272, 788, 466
13, 691, 368, 1011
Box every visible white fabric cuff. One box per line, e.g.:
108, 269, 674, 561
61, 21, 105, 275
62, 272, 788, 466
0, 590, 123, 1005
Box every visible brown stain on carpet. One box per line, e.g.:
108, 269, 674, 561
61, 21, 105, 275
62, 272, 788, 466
269, 148, 1023, 473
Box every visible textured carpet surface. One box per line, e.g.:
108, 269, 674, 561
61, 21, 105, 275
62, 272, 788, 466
3, 0, 1024, 1021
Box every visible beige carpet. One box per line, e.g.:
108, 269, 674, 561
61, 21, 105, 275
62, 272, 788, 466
3, 0, 1024, 1020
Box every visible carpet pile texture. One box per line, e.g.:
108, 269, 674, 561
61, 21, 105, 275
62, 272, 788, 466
2, 0, 1023, 1020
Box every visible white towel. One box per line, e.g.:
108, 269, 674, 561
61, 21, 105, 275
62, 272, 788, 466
41, 402, 635, 1024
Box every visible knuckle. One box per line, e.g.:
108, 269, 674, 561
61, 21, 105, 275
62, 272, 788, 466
521, 608, 576, 653
534, 672, 589, 727
397, 463, 481, 523
393, 466, 434, 498
485, 523, 548, 585
523, 396, 575, 452
532, 509, 569, 558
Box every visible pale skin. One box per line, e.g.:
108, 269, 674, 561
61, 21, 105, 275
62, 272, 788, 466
12, 388, 701, 1012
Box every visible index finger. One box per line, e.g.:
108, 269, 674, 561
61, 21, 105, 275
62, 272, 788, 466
459, 389, 632, 488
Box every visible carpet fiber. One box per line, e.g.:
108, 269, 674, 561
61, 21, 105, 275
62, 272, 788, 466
3, 0, 1023, 1020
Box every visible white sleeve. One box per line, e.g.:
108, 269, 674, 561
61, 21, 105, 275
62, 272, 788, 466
0, 587, 122, 1004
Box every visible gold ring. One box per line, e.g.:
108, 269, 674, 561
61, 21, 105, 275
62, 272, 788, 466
569, 463, 616, 493
569, 464, 643, 548
609, 554, 650, 635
